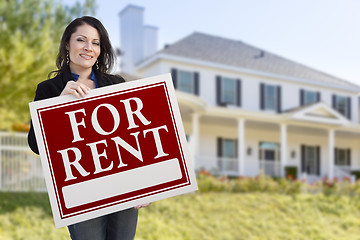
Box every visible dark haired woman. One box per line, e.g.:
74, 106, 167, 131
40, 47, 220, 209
27, 16, 148, 240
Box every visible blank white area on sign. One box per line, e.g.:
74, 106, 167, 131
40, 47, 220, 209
62, 158, 182, 209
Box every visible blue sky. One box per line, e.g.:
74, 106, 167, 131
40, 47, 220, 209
63, 0, 360, 86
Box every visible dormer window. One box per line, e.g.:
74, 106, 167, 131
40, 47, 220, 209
216, 76, 241, 106
171, 68, 199, 95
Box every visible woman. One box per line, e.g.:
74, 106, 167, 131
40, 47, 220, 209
27, 16, 148, 240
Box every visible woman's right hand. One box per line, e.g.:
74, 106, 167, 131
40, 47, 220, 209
60, 81, 90, 99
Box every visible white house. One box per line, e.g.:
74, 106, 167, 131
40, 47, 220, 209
118, 5, 360, 181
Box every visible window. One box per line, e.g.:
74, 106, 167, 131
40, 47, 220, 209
333, 95, 351, 119
260, 83, 281, 112
300, 89, 320, 106
304, 146, 317, 175
265, 85, 276, 110
222, 139, 236, 158
222, 77, 236, 105
216, 76, 241, 106
304, 91, 316, 104
335, 148, 350, 166
334, 96, 347, 116
217, 137, 238, 174
171, 68, 199, 95
178, 70, 193, 94
301, 145, 320, 175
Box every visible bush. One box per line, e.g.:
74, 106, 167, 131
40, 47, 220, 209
196, 171, 360, 196
197, 171, 302, 194
285, 166, 297, 179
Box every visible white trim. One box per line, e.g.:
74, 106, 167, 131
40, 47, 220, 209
176, 91, 207, 112
136, 53, 360, 93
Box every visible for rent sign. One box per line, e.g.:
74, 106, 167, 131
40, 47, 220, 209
29, 73, 197, 228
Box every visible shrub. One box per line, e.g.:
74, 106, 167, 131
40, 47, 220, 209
196, 171, 360, 196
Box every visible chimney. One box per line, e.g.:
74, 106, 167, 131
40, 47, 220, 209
143, 25, 158, 59
119, 5, 158, 74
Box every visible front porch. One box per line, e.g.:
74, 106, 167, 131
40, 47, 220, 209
179, 96, 360, 182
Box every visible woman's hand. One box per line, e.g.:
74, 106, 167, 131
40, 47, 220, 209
60, 81, 90, 99
134, 203, 151, 209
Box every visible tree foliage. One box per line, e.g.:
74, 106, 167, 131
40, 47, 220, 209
0, 0, 96, 130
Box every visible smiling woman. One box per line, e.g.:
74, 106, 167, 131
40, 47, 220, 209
27, 16, 148, 240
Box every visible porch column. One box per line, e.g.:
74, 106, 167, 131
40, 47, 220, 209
238, 118, 245, 176
328, 129, 335, 180
190, 113, 200, 166
280, 123, 287, 177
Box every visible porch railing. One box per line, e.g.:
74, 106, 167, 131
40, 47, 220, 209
196, 156, 239, 176
259, 160, 281, 177
0, 132, 46, 191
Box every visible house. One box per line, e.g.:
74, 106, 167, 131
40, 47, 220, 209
118, 5, 360, 181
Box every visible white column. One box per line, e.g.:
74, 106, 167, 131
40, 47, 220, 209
190, 113, 200, 166
238, 119, 245, 176
328, 129, 335, 180
280, 124, 287, 177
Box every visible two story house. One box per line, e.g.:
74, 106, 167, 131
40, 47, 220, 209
119, 5, 360, 181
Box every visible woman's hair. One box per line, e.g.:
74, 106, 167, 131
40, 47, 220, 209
49, 16, 114, 77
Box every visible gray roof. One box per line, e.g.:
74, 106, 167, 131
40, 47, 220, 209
159, 32, 359, 89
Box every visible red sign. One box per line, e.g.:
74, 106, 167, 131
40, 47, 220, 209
29, 74, 197, 228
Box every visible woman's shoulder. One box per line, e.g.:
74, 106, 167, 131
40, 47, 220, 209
35, 73, 66, 100
101, 72, 126, 85
38, 74, 62, 87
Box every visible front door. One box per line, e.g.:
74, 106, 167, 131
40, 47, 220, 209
259, 142, 280, 177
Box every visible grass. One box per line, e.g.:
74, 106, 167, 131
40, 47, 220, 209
0, 192, 360, 240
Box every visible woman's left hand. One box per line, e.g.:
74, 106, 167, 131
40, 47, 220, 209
134, 203, 151, 209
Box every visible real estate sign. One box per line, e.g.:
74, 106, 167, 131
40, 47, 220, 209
29, 73, 198, 228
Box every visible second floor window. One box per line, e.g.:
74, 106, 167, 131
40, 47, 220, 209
222, 77, 236, 104
265, 85, 276, 110
178, 70, 193, 94
171, 68, 199, 95
300, 89, 320, 105
216, 76, 241, 106
260, 83, 281, 112
332, 95, 351, 119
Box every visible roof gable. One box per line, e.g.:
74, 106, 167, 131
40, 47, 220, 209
286, 102, 350, 125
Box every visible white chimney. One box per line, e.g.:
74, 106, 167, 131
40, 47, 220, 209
144, 25, 158, 59
119, 5, 158, 74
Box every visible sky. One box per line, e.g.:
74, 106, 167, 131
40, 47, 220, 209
63, 0, 360, 86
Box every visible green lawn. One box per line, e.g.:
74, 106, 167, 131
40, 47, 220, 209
0, 192, 359, 240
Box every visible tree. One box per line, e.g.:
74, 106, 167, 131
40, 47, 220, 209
0, 0, 96, 131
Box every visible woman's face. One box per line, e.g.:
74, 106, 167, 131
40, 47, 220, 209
66, 24, 100, 73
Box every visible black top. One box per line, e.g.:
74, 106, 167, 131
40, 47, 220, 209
27, 66, 125, 154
